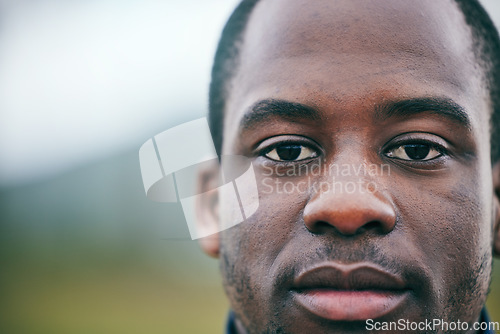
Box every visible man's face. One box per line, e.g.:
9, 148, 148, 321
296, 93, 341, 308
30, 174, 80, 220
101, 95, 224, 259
213, 0, 499, 332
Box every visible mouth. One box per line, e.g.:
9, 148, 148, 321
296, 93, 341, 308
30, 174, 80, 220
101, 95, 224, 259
291, 262, 410, 321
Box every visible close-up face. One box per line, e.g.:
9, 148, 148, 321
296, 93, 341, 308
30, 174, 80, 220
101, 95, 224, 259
209, 0, 500, 333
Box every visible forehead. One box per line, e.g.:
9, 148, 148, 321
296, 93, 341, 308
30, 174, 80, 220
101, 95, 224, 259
223, 0, 489, 151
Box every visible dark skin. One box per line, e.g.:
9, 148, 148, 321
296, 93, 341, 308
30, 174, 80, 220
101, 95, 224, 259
198, 0, 500, 333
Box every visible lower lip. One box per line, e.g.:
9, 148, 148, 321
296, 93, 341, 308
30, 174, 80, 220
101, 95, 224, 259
293, 289, 408, 321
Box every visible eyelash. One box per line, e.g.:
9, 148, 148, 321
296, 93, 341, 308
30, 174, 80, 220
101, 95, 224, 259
260, 141, 320, 162
256, 136, 450, 167
383, 139, 449, 164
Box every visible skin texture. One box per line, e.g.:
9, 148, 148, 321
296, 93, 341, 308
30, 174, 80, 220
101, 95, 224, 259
199, 0, 500, 333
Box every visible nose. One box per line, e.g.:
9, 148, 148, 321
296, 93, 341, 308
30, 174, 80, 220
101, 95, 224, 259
303, 178, 396, 236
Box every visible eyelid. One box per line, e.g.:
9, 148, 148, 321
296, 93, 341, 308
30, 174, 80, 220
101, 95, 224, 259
265, 145, 318, 162
384, 133, 449, 151
382, 133, 451, 164
255, 135, 320, 150
385, 144, 443, 161
255, 135, 322, 160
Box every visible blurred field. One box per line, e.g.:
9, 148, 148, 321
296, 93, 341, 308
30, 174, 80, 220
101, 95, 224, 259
0, 150, 499, 333
0, 151, 229, 334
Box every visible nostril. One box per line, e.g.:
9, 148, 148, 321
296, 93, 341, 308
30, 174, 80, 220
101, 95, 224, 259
303, 194, 397, 236
308, 220, 388, 236
363, 221, 380, 230
356, 220, 392, 234
308, 221, 333, 234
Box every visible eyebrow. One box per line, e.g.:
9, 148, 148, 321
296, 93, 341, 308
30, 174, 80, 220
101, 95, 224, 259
240, 99, 321, 130
375, 97, 472, 130
239, 97, 472, 131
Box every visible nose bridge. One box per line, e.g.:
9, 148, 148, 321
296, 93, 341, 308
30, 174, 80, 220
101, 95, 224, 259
323, 139, 379, 190
314, 157, 387, 204
303, 153, 396, 236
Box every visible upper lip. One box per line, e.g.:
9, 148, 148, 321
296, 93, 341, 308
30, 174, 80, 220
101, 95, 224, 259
292, 262, 408, 291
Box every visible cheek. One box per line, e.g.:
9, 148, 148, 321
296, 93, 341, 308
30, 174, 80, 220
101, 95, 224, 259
404, 179, 489, 260
221, 179, 309, 274
218, 176, 309, 319
227, 173, 311, 257
391, 172, 492, 318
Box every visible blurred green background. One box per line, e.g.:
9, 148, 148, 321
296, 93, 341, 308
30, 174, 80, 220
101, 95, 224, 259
0, 1, 239, 332
0, 151, 230, 334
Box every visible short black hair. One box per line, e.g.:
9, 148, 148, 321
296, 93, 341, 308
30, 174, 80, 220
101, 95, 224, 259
208, 0, 500, 162
208, 0, 260, 156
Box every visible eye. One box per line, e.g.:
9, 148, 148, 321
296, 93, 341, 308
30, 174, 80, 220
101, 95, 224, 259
385, 143, 442, 161
265, 144, 318, 162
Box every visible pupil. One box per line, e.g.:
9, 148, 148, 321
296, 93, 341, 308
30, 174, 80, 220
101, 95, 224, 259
404, 144, 430, 160
276, 145, 302, 160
